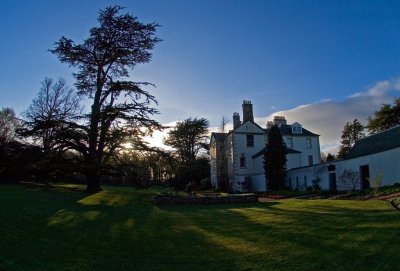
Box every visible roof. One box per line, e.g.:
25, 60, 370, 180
252, 146, 301, 159
264, 124, 319, 137
210, 132, 226, 142
346, 125, 400, 159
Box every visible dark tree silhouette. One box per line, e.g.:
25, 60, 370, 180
50, 6, 161, 193
337, 119, 364, 159
367, 98, 400, 134
164, 117, 209, 164
264, 125, 287, 190
326, 153, 336, 162
0, 108, 20, 144
164, 117, 209, 189
21, 77, 81, 153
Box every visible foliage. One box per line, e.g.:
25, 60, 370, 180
312, 177, 321, 191
164, 117, 210, 189
20, 77, 81, 152
337, 119, 365, 159
326, 153, 336, 162
390, 197, 400, 210
49, 6, 161, 193
0, 108, 20, 144
164, 117, 209, 164
171, 156, 210, 190
338, 169, 360, 191
367, 171, 384, 194
264, 125, 287, 190
1, 185, 400, 271
200, 178, 211, 190
367, 97, 400, 134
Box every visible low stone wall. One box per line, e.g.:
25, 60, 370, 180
152, 194, 259, 205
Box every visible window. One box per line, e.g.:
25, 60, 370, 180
240, 153, 246, 168
292, 125, 302, 134
286, 138, 293, 148
306, 138, 312, 149
296, 177, 299, 189
308, 155, 313, 166
304, 176, 307, 187
246, 134, 254, 147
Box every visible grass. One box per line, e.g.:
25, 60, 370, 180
1, 184, 399, 271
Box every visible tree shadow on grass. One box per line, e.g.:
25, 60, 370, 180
160, 200, 400, 271
2, 186, 400, 271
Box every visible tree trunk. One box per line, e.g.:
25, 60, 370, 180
85, 164, 102, 194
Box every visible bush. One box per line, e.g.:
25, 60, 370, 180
200, 178, 211, 190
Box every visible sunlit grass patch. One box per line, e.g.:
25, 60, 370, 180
0, 184, 399, 271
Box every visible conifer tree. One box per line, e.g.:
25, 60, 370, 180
264, 125, 287, 190
337, 119, 364, 159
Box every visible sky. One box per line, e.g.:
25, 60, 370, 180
1, 0, 400, 154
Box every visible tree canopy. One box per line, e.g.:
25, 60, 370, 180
164, 117, 209, 164
50, 6, 161, 193
0, 108, 20, 144
337, 119, 365, 159
21, 77, 81, 153
367, 97, 400, 134
264, 125, 287, 190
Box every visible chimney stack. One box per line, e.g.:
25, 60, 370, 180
233, 112, 241, 130
242, 100, 254, 123
266, 121, 274, 129
273, 116, 287, 126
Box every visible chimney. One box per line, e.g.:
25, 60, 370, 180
242, 100, 254, 123
233, 112, 241, 130
266, 121, 274, 129
273, 116, 287, 126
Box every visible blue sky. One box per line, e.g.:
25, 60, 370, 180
1, 0, 400, 153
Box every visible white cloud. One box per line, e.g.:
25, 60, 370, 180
256, 78, 400, 154
146, 78, 400, 155
349, 78, 400, 98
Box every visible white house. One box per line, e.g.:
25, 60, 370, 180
210, 100, 321, 192
286, 125, 400, 191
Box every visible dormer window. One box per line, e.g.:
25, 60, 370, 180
291, 123, 303, 134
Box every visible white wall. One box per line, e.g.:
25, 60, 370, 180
286, 147, 400, 191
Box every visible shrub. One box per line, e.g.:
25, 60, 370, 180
200, 178, 211, 190
312, 177, 321, 191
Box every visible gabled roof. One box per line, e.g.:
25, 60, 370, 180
264, 124, 319, 137
346, 125, 400, 159
252, 146, 301, 159
224, 120, 265, 137
211, 132, 226, 142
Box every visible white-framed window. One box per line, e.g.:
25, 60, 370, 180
292, 125, 302, 134
306, 138, 312, 149
286, 138, 293, 148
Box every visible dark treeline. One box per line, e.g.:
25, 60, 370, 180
0, 6, 210, 192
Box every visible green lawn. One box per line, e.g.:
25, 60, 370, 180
1, 185, 399, 271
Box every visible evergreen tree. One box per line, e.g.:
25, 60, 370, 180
367, 98, 400, 134
326, 153, 336, 162
50, 6, 161, 193
337, 119, 365, 159
264, 125, 287, 190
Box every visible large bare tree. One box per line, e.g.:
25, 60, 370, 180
22, 77, 81, 152
50, 6, 161, 193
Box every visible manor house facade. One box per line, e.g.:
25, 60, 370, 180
210, 100, 321, 192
